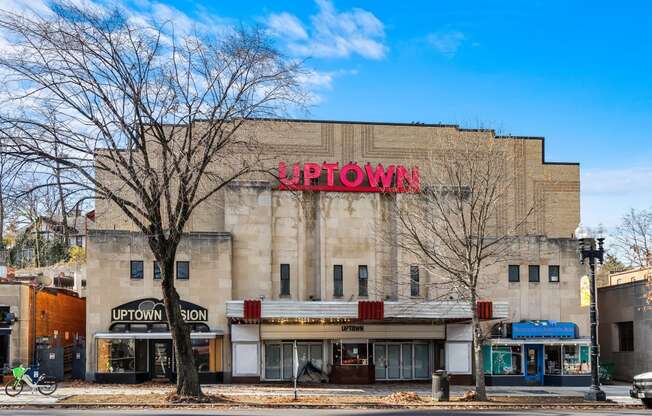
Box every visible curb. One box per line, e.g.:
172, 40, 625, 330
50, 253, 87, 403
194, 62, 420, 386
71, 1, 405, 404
0, 402, 644, 410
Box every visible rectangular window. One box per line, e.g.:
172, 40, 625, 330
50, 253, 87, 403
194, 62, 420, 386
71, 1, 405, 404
490, 345, 523, 375
410, 265, 420, 297
333, 341, 368, 365
528, 265, 540, 283
333, 265, 343, 297
544, 345, 562, 375
358, 265, 368, 297
176, 261, 190, 280
265, 344, 281, 379
617, 321, 634, 352
153, 261, 161, 280
280, 264, 290, 296
130, 261, 144, 280
508, 265, 520, 282
96, 339, 147, 373
548, 265, 560, 282
563, 344, 590, 375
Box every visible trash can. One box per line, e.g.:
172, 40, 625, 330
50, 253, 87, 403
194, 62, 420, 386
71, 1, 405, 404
432, 370, 449, 402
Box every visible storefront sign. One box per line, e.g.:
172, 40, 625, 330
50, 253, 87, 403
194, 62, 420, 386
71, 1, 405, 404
341, 325, 364, 332
277, 162, 419, 193
111, 298, 208, 323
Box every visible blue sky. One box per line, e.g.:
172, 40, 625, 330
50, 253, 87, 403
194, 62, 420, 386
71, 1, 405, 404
224, 1, 652, 230
12, 0, 652, 229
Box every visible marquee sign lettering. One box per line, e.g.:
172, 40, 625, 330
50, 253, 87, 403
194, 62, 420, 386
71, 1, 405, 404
277, 162, 419, 193
111, 298, 208, 323
341, 325, 364, 332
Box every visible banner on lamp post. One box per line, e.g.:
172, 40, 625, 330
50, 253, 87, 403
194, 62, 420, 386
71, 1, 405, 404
580, 275, 591, 307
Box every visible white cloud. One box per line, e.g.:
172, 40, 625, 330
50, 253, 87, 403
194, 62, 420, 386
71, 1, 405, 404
297, 70, 334, 89
582, 166, 652, 196
266, 12, 308, 40
426, 30, 466, 57
264, 0, 387, 60
581, 166, 652, 228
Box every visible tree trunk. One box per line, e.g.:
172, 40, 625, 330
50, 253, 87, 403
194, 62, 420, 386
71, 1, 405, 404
0, 187, 4, 245
159, 255, 202, 397
471, 293, 487, 401
54, 160, 69, 246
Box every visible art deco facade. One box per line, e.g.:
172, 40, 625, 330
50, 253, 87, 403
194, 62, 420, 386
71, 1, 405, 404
86, 119, 589, 386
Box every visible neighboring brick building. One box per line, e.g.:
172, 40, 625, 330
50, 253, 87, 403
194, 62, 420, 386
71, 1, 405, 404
86, 119, 588, 386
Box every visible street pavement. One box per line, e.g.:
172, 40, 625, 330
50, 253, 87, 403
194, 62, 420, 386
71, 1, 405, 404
0, 409, 648, 415
0, 382, 640, 406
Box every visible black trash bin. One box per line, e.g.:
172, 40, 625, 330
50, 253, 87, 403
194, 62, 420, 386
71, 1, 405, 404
432, 370, 450, 402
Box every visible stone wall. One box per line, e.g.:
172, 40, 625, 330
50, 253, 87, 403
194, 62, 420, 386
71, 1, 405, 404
94, 120, 580, 240
84, 230, 232, 378
598, 281, 652, 381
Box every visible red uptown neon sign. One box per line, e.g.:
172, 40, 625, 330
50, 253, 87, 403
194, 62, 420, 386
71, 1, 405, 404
277, 162, 420, 193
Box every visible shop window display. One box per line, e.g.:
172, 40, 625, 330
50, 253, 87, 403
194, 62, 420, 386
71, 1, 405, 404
563, 345, 590, 375
544, 345, 562, 375
97, 339, 147, 373
333, 342, 368, 365
490, 345, 522, 375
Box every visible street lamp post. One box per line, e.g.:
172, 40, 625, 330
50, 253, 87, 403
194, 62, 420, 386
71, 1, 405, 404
579, 237, 606, 402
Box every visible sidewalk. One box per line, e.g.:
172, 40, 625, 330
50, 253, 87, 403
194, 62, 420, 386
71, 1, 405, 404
0, 381, 640, 407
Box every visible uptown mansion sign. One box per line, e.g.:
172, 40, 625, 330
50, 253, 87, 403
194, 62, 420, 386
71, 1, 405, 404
111, 298, 208, 323
277, 162, 420, 193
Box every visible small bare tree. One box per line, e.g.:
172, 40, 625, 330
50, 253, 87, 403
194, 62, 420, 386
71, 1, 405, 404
614, 208, 652, 302
387, 136, 532, 400
0, 2, 304, 398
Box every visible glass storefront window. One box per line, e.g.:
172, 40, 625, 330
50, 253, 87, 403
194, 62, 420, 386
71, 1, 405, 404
414, 344, 429, 378
265, 342, 323, 380
96, 339, 147, 373
192, 339, 211, 373
265, 344, 281, 379
282, 344, 293, 380
309, 344, 323, 369
333, 341, 368, 365
341, 343, 368, 365
563, 344, 590, 375
545, 345, 561, 375
491, 345, 522, 375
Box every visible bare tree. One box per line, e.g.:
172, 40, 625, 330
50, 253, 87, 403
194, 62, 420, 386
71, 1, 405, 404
385, 136, 532, 400
615, 208, 652, 268
0, 138, 23, 246
614, 208, 652, 302
0, 2, 304, 398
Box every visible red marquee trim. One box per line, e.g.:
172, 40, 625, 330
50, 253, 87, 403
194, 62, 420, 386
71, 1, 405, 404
243, 299, 261, 321
358, 300, 384, 321
477, 301, 493, 320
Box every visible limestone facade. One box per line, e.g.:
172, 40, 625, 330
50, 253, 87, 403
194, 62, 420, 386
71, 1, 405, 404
86, 119, 586, 382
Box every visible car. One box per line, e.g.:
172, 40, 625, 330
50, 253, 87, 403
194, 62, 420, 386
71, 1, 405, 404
630, 372, 652, 409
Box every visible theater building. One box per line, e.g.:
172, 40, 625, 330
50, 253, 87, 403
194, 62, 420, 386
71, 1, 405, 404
85, 119, 589, 386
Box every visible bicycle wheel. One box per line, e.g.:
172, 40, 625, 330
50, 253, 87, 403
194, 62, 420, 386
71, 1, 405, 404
4, 380, 23, 397
37, 378, 58, 395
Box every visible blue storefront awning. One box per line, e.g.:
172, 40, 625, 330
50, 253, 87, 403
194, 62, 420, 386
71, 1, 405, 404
512, 321, 577, 339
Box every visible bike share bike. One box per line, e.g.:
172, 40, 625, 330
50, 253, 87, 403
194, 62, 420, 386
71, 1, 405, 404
4, 364, 58, 396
